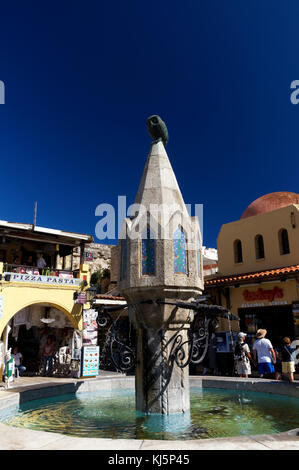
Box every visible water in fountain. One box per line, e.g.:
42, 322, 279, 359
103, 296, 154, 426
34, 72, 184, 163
1, 387, 298, 440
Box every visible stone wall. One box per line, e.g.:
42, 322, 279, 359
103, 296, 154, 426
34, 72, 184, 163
72, 243, 114, 274
110, 245, 119, 283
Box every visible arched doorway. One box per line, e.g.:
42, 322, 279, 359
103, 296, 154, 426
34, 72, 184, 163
5, 303, 78, 376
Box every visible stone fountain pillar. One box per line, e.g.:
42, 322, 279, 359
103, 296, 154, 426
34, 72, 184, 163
119, 116, 203, 414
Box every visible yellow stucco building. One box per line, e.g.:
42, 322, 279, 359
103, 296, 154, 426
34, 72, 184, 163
205, 192, 299, 350
0, 220, 93, 377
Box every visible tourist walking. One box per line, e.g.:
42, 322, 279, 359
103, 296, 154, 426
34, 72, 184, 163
234, 332, 254, 378
252, 329, 276, 378
278, 337, 296, 383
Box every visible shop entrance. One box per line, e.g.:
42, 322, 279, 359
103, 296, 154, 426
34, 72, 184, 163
6, 305, 75, 376
238, 304, 295, 349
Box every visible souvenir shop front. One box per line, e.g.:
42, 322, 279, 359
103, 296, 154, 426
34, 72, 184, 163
206, 278, 299, 350
238, 302, 295, 349
6, 305, 82, 376
236, 283, 297, 349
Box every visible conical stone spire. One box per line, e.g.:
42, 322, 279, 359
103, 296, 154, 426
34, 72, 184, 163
134, 140, 189, 216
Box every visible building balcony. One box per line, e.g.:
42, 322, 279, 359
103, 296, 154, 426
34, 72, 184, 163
1, 263, 82, 287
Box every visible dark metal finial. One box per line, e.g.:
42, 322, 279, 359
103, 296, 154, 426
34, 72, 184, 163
146, 115, 168, 146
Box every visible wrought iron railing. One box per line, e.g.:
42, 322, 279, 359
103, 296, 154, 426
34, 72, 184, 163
92, 297, 238, 373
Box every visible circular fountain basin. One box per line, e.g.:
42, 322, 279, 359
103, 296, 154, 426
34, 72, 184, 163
1, 386, 299, 440
0, 376, 298, 449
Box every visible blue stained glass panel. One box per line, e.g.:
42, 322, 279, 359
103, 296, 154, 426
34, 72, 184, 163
173, 228, 187, 274
142, 228, 155, 275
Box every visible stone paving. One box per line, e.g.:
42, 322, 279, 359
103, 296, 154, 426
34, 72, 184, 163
0, 374, 298, 450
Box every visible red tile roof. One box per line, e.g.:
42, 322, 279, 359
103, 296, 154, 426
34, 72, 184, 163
205, 264, 299, 287
203, 263, 218, 270
95, 294, 125, 300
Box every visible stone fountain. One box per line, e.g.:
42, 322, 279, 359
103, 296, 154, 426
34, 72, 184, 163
118, 116, 204, 414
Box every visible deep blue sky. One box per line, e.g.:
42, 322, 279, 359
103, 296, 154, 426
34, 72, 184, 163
0, 1, 298, 248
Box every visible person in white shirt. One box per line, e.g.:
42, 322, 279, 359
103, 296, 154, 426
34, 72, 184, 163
12, 346, 26, 376
36, 252, 47, 270
253, 329, 276, 378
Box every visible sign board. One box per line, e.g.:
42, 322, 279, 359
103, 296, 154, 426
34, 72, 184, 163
4, 272, 81, 286
216, 332, 238, 353
216, 333, 229, 353
243, 287, 283, 302
81, 345, 99, 377
241, 300, 288, 308
75, 292, 87, 304
84, 251, 93, 261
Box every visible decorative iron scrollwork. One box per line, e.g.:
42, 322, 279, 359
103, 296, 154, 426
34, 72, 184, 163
93, 297, 238, 373
155, 299, 237, 370
95, 307, 136, 372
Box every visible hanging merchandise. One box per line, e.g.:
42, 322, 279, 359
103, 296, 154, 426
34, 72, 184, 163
12, 326, 19, 341
72, 330, 82, 350
70, 330, 83, 378
82, 309, 98, 345
13, 308, 29, 326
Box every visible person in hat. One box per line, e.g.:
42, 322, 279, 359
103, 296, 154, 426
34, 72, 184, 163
252, 329, 276, 378
234, 332, 254, 378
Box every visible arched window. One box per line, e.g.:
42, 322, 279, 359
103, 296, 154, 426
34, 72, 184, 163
141, 227, 156, 275
279, 229, 290, 255
234, 239, 243, 263
255, 234, 265, 259
173, 227, 187, 274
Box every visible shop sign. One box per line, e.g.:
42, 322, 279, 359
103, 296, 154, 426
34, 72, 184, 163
84, 251, 93, 261
4, 272, 81, 286
269, 300, 288, 306
81, 345, 99, 377
243, 287, 283, 302
241, 302, 265, 308
75, 292, 87, 304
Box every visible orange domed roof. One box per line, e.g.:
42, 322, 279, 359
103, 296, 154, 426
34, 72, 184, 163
241, 192, 299, 219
